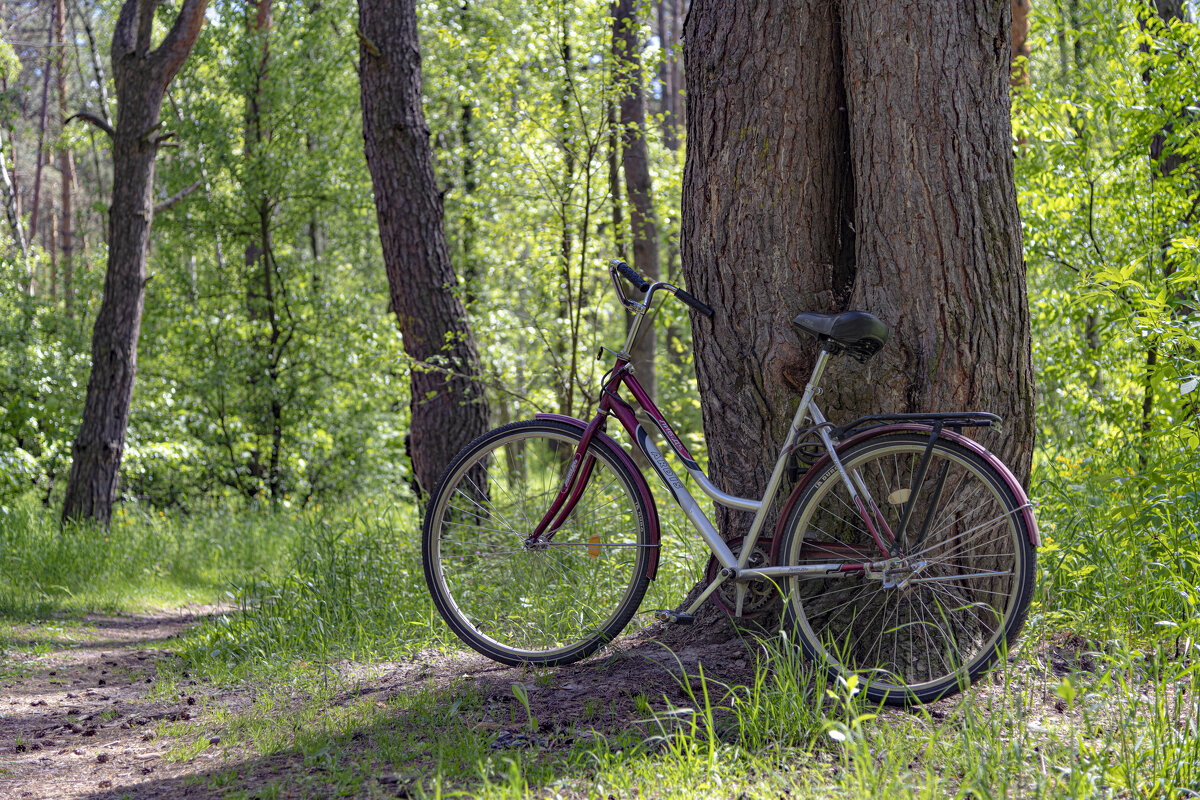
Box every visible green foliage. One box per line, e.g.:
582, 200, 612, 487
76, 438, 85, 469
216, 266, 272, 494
1018, 1, 1200, 641
0, 247, 96, 508
1017, 1, 1200, 453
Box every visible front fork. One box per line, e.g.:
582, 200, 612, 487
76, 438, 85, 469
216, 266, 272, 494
528, 412, 607, 542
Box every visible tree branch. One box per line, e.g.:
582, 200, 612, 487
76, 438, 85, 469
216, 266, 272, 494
136, 0, 156, 56
153, 180, 203, 215
64, 110, 114, 138
152, 0, 211, 90
111, 0, 140, 60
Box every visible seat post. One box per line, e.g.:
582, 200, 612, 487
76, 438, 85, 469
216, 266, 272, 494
794, 345, 836, 425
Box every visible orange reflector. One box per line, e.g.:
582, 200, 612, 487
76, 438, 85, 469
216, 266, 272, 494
588, 535, 602, 558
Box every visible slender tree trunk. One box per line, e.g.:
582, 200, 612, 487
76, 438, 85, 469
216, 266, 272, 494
241, 0, 286, 501
655, 0, 684, 149
1140, 0, 1189, 458
0, 128, 26, 256
29, 11, 55, 245
613, 0, 659, 401
459, 1, 480, 305
682, 0, 1033, 544
55, 0, 77, 316
358, 0, 489, 495
72, 0, 112, 244
73, 0, 112, 122
606, 100, 625, 262
1011, 0, 1031, 87
48, 207, 58, 300
61, 0, 210, 526
661, 0, 684, 365
557, 18, 576, 417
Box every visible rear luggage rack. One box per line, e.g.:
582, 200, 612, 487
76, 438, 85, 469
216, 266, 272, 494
834, 412, 1001, 440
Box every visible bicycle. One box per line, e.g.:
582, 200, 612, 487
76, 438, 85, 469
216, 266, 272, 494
422, 259, 1039, 705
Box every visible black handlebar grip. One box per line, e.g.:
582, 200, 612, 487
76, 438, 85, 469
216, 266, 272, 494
612, 259, 650, 292
674, 287, 715, 318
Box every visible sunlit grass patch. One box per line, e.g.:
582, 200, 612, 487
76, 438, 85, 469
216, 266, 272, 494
0, 500, 305, 617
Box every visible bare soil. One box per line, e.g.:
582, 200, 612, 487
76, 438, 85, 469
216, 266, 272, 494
0, 608, 762, 800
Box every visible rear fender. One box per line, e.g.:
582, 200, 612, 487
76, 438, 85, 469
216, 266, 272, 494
535, 413, 661, 580
768, 424, 1040, 566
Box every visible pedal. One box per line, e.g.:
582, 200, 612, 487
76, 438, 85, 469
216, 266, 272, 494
653, 610, 696, 625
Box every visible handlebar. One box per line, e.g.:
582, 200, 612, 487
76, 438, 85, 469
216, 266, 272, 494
608, 259, 715, 319
614, 260, 650, 292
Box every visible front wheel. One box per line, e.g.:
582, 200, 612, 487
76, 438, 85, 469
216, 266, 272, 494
422, 420, 653, 666
779, 432, 1036, 705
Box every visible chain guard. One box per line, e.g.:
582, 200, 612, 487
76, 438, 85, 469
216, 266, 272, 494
704, 537, 777, 618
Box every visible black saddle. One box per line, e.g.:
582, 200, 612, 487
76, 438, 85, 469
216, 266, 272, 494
792, 311, 888, 361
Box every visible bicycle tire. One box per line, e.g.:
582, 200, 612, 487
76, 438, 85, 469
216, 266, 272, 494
422, 419, 653, 666
779, 432, 1036, 705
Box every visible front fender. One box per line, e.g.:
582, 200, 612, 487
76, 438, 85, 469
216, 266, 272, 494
768, 424, 1040, 566
535, 413, 661, 580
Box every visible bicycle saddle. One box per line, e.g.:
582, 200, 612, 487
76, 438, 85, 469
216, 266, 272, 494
792, 311, 888, 361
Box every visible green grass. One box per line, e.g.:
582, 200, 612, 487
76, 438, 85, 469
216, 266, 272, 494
0, 499, 305, 616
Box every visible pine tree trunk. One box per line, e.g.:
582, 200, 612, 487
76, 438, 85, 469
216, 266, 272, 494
55, 0, 77, 316
682, 0, 855, 536
358, 0, 489, 495
29, 11, 54, 246
1011, 0, 1031, 87
837, 1, 1034, 477
61, 0, 210, 526
612, 0, 659, 402
682, 0, 1033, 544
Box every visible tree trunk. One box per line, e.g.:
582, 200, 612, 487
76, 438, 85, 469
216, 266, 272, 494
1140, 0, 1189, 456
607, 100, 625, 262
358, 0, 489, 495
29, 10, 54, 246
612, 0, 659, 401
55, 0, 77, 316
61, 0, 210, 526
1011, 0, 1031, 87
681, 0, 1033, 545
242, 0, 286, 501
0, 127, 26, 256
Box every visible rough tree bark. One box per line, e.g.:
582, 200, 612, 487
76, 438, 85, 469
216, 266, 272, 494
61, 0, 210, 526
681, 0, 1034, 544
612, 0, 659, 401
358, 0, 489, 495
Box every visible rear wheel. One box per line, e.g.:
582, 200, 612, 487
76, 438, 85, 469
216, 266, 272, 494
780, 432, 1035, 705
422, 420, 653, 666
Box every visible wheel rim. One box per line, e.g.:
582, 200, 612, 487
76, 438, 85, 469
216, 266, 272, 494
786, 440, 1027, 697
429, 429, 647, 660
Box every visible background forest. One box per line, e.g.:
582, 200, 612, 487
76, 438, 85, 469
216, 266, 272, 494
2, 0, 1200, 797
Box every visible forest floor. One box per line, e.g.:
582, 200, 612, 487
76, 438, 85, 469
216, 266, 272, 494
0, 606, 774, 799
0, 603, 1177, 800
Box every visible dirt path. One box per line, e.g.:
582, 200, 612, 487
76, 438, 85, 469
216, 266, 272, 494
0, 608, 255, 800
0, 609, 764, 800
